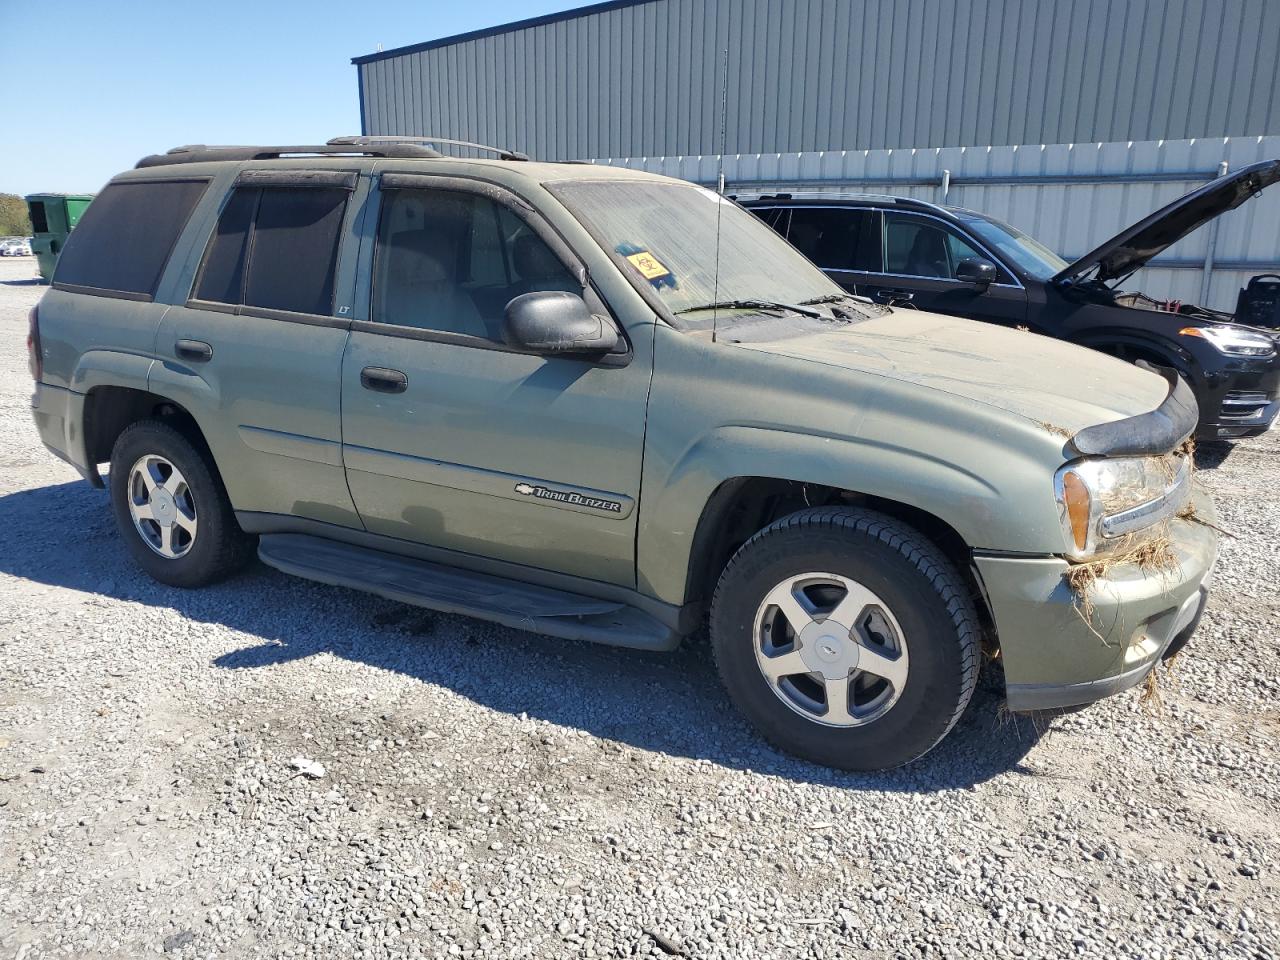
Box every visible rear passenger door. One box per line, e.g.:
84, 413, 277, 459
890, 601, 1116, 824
783, 206, 883, 289
152, 169, 363, 529
339, 174, 651, 587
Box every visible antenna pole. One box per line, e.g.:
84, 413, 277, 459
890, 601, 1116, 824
711, 46, 729, 345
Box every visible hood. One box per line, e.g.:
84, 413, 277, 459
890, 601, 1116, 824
730, 311, 1170, 434
1053, 158, 1280, 285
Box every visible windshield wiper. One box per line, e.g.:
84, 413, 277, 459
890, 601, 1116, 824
673, 298, 825, 319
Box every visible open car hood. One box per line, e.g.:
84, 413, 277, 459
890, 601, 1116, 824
1053, 158, 1280, 285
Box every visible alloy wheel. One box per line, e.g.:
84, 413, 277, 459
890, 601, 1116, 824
752, 572, 909, 727
126, 454, 198, 559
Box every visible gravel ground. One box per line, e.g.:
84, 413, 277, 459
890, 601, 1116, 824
1, 253, 1277, 960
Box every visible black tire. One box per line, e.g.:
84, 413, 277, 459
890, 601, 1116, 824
108, 419, 255, 588
710, 506, 981, 771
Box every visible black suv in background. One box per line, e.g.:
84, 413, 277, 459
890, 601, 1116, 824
742, 159, 1280, 440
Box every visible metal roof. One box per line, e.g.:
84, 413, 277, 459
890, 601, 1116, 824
355, 0, 1280, 160
351, 0, 658, 66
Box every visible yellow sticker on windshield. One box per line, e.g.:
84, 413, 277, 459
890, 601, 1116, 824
625, 250, 671, 280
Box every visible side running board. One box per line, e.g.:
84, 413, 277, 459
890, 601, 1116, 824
257, 534, 679, 652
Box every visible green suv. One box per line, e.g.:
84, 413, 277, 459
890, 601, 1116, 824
29, 139, 1217, 770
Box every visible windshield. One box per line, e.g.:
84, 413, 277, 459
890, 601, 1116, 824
547, 180, 846, 327
956, 211, 1070, 281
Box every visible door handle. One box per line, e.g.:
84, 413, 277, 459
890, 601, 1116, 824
872, 289, 914, 304
175, 339, 213, 362
360, 366, 408, 394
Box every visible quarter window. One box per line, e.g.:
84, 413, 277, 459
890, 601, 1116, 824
195, 189, 254, 305
54, 180, 208, 298
884, 212, 985, 280
194, 186, 349, 316
786, 207, 881, 272
372, 188, 579, 342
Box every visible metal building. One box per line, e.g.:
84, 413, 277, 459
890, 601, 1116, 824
352, 0, 1280, 310
353, 0, 1280, 160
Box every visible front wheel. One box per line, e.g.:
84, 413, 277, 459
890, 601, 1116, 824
710, 507, 981, 771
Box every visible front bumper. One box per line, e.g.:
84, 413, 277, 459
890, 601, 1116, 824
977, 490, 1219, 712
1193, 356, 1280, 439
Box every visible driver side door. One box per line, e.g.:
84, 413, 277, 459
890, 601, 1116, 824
339, 175, 652, 587
856, 210, 1028, 325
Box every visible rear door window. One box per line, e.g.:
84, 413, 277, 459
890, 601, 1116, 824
785, 207, 882, 272
193, 186, 349, 316
53, 180, 208, 298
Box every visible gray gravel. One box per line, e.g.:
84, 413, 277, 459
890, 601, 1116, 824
1, 254, 1278, 959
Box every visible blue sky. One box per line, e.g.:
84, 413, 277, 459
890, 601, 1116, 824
0, 0, 585, 197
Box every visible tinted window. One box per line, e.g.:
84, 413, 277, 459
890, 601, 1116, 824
193, 186, 347, 315
884, 212, 983, 280
195, 188, 256, 304
54, 180, 207, 297
786, 207, 881, 272
373, 188, 578, 342
246, 188, 347, 314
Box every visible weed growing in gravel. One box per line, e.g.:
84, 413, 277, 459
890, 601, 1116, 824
1140, 669, 1164, 712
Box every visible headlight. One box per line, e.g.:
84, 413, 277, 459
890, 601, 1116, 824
1054, 455, 1192, 560
1180, 325, 1276, 358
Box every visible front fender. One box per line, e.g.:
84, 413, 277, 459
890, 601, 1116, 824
637, 419, 1064, 606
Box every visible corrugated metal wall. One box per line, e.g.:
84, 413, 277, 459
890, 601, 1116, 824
357, 0, 1280, 159
596, 136, 1280, 312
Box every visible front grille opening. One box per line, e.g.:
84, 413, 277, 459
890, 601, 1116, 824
1221, 391, 1271, 420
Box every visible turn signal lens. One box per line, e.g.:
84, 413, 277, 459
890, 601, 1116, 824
1061, 470, 1091, 551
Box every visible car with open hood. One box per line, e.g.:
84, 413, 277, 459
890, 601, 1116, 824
741, 159, 1280, 440
29, 139, 1216, 770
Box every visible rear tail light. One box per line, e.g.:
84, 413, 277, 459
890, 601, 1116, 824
27, 305, 42, 381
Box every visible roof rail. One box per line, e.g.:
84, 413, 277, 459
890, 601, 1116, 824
327, 135, 529, 162
734, 189, 955, 214
135, 142, 443, 169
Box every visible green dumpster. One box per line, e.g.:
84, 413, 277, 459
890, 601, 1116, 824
25, 193, 94, 283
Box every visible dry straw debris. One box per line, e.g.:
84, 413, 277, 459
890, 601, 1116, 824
1063, 529, 1181, 641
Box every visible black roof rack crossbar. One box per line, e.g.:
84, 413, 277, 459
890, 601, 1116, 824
328, 135, 529, 162
135, 143, 444, 168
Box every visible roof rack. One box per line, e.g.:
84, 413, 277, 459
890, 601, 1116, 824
327, 135, 529, 162
734, 190, 954, 215
135, 142, 444, 169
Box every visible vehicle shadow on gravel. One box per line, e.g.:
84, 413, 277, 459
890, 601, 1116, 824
1193, 441, 1235, 472
0, 480, 1046, 792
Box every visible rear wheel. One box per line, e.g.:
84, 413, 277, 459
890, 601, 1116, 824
108, 420, 254, 587
710, 507, 981, 770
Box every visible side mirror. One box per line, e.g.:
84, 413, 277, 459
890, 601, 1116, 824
503, 291, 618, 356
955, 257, 998, 288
